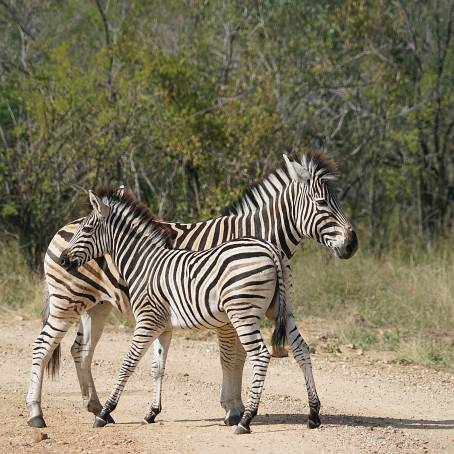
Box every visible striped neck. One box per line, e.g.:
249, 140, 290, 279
246, 183, 303, 258
106, 203, 167, 285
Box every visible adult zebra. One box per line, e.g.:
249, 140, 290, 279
59, 188, 291, 434
27, 150, 358, 429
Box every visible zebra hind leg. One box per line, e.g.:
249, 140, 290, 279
27, 313, 78, 427
71, 304, 113, 422
227, 320, 271, 435
286, 315, 321, 428
143, 330, 172, 424
217, 325, 246, 426
234, 340, 271, 434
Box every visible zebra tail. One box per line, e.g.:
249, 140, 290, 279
271, 250, 287, 349
42, 282, 60, 379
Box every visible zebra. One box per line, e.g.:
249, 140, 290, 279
56, 188, 291, 434
26, 150, 358, 429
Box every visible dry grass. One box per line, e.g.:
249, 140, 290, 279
292, 240, 454, 368
1, 239, 452, 368
0, 242, 42, 318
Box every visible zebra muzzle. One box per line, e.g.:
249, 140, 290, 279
60, 253, 77, 271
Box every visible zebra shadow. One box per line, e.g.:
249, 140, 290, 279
175, 414, 454, 430
253, 413, 454, 430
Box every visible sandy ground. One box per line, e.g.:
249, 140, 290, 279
0, 318, 453, 454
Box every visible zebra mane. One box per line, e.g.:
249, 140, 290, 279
93, 186, 173, 247
221, 149, 338, 216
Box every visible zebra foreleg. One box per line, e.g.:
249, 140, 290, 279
71, 303, 113, 420
217, 325, 246, 426
286, 315, 321, 428
93, 318, 163, 428
27, 315, 78, 428
143, 330, 172, 424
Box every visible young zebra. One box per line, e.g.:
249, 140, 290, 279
27, 150, 358, 429
58, 189, 289, 434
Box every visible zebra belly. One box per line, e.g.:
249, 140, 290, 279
168, 289, 229, 331
169, 308, 229, 330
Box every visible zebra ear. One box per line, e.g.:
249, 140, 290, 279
283, 154, 310, 182
117, 185, 125, 197
89, 190, 110, 219
293, 161, 311, 182
283, 154, 299, 180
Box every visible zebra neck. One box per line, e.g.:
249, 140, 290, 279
108, 220, 162, 287
249, 186, 303, 258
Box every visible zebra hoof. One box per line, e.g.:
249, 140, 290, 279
142, 415, 157, 424
93, 416, 108, 428
224, 414, 242, 426
27, 415, 47, 428
307, 411, 321, 429
105, 414, 115, 424
234, 423, 251, 435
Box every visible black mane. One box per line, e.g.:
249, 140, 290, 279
222, 149, 338, 216
93, 186, 173, 246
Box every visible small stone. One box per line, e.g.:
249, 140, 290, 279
183, 373, 189, 377
32, 430, 49, 443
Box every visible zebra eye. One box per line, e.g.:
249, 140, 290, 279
82, 225, 94, 233
315, 199, 328, 207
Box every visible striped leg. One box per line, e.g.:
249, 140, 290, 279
71, 303, 112, 419
233, 328, 271, 435
217, 324, 246, 426
26, 302, 79, 427
226, 313, 271, 435
93, 316, 164, 427
286, 315, 321, 428
143, 330, 172, 424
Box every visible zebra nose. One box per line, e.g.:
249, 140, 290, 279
60, 254, 70, 267
60, 249, 75, 269
346, 230, 358, 256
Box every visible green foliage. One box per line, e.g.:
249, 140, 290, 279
0, 1, 452, 262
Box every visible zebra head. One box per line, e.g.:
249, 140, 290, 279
60, 190, 111, 271
283, 153, 358, 259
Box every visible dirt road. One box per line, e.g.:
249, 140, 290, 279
0, 319, 453, 453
